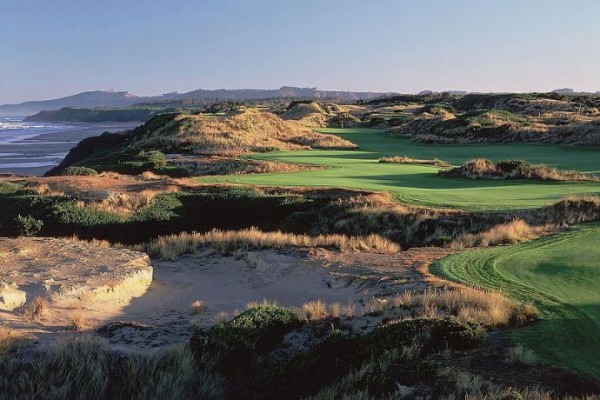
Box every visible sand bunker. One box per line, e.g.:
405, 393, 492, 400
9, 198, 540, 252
97, 249, 370, 348
0, 237, 152, 309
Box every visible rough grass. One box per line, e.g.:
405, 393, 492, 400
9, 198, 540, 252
441, 159, 599, 182
0, 336, 225, 399
145, 227, 401, 260
0, 325, 28, 355
449, 219, 547, 248
378, 155, 450, 167
170, 156, 322, 176
132, 109, 357, 156
388, 286, 537, 328
506, 345, 539, 366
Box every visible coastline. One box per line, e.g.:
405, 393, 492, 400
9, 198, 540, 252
0, 121, 141, 176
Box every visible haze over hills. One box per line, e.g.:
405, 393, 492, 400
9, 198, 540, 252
0, 86, 389, 116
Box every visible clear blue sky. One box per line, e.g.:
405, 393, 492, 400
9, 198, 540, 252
1, 0, 599, 103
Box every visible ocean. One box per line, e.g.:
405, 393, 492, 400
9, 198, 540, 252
0, 118, 140, 175
0, 117, 78, 172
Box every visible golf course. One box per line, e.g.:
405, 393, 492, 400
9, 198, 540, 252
202, 128, 600, 211
201, 127, 600, 379
432, 223, 600, 380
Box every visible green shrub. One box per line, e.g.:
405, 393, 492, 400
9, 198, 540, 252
258, 317, 483, 399
13, 215, 44, 237
191, 306, 300, 368
59, 166, 98, 176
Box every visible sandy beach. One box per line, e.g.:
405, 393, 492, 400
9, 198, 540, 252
0, 121, 141, 176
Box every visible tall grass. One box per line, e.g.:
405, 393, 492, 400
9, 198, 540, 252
0, 336, 224, 400
450, 219, 547, 248
146, 227, 401, 260
378, 156, 450, 167
0, 325, 28, 355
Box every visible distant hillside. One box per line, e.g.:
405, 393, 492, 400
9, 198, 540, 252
0, 90, 141, 117
1, 87, 389, 117
24, 107, 164, 123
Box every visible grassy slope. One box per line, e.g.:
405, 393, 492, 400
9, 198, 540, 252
201, 128, 600, 211
431, 224, 600, 380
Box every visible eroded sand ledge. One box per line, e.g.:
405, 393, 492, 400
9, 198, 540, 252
0, 237, 153, 310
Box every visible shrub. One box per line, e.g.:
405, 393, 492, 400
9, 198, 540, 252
13, 214, 44, 237
59, 166, 98, 176
440, 159, 598, 182
259, 317, 482, 399
190, 305, 301, 377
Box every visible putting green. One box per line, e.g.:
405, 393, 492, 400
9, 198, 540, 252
431, 224, 600, 380
200, 128, 600, 211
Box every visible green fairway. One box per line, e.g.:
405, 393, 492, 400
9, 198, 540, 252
431, 224, 600, 380
200, 128, 600, 211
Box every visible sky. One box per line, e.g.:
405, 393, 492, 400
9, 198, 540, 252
1, 0, 599, 104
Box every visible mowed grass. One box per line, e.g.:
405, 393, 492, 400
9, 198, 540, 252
200, 128, 600, 211
431, 223, 600, 380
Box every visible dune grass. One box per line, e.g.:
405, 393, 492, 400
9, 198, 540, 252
145, 228, 401, 260
200, 128, 600, 211
431, 223, 600, 380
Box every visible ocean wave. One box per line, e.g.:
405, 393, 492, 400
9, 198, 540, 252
0, 117, 79, 143
0, 161, 59, 169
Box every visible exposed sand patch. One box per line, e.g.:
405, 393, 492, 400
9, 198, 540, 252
0, 237, 152, 345
1, 237, 451, 352
97, 249, 372, 349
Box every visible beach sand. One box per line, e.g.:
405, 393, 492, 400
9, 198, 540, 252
0, 122, 141, 176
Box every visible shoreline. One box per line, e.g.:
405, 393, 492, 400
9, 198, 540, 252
0, 121, 141, 176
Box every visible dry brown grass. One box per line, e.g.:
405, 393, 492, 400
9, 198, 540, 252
67, 310, 89, 331
378, 156, 450, 167
213, 311, 230, 324
299, 300, 328, 321
146, 228, 401, 260
450, 219, 547, 248
441, 158, 598, 182
246, 299, 279, 309
22, 296, 49, 322
133, 108, 357, 156
388, 286, 537, 328
0, 324, 28, 354
172, 156, 321, 176
75, 187, 178, 216
191, 300, 208, 315
329, 302, 342, 319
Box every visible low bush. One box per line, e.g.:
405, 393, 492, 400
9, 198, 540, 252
259, 317, 483, 399
59, 166, 98, 176
13, 214, 44, 236
191, 305, 300, 379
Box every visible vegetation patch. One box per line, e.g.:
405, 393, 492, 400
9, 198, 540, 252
59, 166, 99, 176
379, 155, 450, 167
145, 228, 401, 259
440, 159, 598, 182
